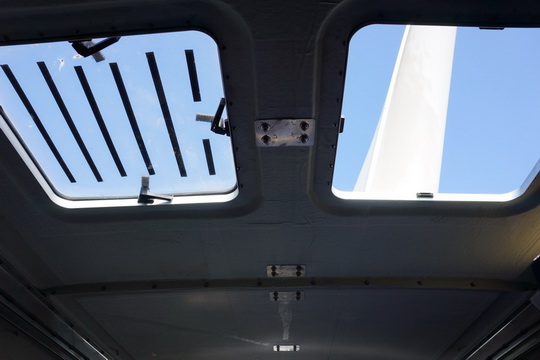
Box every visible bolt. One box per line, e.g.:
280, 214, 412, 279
261, 122, 270, 132
300, 121, 309, 131
470, 282, 476, 287
364, 280, 370, 285
257, 281, 262, 286
261, 135, 271, 145
300, 134, 309, 144
204, 282, 209, 288
152, 283, 157, 289
417, 281, 423, 286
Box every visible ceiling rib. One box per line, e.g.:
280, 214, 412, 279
42, 276, 536, 296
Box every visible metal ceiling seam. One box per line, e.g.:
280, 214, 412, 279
41, 277, 536, 296
0, 255, 129, 360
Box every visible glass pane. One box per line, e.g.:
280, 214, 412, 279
0, 31, 236, 200
333, 25, 540, 200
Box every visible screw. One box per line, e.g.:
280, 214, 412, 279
300, 121, 309, 131
261, 122, 270, 132
364, 280, 370, 285
261, 135, 271, 145
417, 281, 423, 286
300, 134, 309, 144
204, 282, 209, 288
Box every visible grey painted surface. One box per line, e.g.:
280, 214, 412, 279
0, 0, 540, 359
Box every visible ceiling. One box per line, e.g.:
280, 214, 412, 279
1, 1, 540, 359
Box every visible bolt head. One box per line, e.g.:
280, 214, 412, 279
261, 135, 271, 145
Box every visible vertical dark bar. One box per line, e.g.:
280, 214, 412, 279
109, 62, 155, 175
185, 50, 201, 102
211, 98, 226, 134
74, 66, 127, 177
202, 139, 216, 176
146, 52, 188, 177
37, 61, 103, 182
1, 64, 76, 182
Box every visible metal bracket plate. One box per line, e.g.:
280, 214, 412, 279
269, 291, 304, 302
255, 119, 314, 147
266, 264, 305, 277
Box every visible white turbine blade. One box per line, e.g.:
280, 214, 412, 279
355, 25, 456, 194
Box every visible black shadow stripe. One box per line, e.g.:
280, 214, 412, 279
37, 62, 103, 182
202, 139, 216, 176
75, 66, 127, 177
185, 50, 201, 102
109, 62, 155, 175
1, 64, 76, 183
146, 52, 187, 177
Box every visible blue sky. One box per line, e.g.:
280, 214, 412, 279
1, 26, 539, 200
334, 25, 540, 195
0, 31, 236, 198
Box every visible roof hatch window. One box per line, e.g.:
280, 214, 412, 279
0, 30, 237, 207
333, 25, 540, 201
